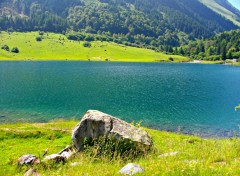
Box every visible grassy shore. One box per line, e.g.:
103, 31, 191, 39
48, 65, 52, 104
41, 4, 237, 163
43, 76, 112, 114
0, 32, 188, 62
1, 120, 240, 176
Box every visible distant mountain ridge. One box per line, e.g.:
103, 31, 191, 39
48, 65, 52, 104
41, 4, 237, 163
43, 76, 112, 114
199, 0, 240, 26
0, 0, 239, 47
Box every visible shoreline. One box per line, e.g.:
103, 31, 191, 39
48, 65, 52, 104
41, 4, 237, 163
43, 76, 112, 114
1, 119, 240, 175
0, 59, 239, 66
0, 119, 239, 139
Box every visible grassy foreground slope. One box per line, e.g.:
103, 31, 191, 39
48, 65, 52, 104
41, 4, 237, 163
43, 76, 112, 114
0, 32, 188, 62
1, 120, 240, 176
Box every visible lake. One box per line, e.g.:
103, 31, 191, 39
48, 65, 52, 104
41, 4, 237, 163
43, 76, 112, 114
0, 61, 240, 137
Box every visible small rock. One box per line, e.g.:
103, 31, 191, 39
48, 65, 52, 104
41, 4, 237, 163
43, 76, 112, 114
18, 154, 38, 165
43, 154, 65, 162
24, 168, 40, 176
61, 151, 73, 159
158, 152, 178, 158
119, 163, 144, 175
58, 145, 73, 154
70, 162, 81, 166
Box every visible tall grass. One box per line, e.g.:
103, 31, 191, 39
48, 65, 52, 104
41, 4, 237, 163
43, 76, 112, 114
1, 121, 240, 175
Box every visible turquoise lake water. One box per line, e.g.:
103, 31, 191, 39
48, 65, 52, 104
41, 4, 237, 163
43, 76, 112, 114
0, 62, 240, 137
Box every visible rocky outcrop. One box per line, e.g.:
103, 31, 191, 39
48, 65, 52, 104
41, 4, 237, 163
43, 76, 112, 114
72, 110, 152, 151
119, 163, 144, 175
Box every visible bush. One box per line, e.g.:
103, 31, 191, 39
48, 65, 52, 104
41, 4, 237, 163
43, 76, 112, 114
84, 35, 95, 42
11, 47, 19, 53
83, 135, 147, 160
83, 42, 92, 48
67, 33, 85, 41
1, 45, 9, 51
39, 31, 44, 36
36, 36, 42, 42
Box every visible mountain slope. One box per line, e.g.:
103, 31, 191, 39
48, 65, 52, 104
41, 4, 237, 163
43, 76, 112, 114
199, 0, 240, 26
181, 29, 240, 61
0, 0, 239, 47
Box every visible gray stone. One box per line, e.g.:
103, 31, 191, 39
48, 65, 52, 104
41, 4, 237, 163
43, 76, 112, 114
43, 145, 75, 162
119, 163, 144, 175
61, 151, 73, 159
18, 154, 38, 165
58, 145, 74, 154
24, 168, 41, 176
43, 154, 65, 162
72, 110, 152, 151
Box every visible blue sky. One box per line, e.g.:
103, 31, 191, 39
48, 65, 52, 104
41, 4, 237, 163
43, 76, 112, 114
228, 0, 240, 10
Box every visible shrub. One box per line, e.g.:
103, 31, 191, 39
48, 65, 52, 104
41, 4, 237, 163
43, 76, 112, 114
11, 47, 19, 53
39, 31, 44, 36
83, 135, 147, 160
1, 45, 9, 51
36, 36, 42, 42
84, 35, 95, 42
67, 33, 85, 41
83, 42, 92, 48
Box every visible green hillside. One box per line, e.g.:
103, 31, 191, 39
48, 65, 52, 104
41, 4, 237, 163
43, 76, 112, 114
200, 0, 240, 26
0, 32, 188, 62
0, 0, 239, 48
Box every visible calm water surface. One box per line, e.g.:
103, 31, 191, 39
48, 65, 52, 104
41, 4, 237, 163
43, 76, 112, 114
0, 62, 240, 137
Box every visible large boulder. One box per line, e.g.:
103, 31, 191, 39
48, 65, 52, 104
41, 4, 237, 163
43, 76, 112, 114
72, 110, 152, 151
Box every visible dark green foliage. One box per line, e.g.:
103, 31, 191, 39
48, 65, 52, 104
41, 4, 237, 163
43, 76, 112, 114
36, 36, 42, 42
11, 47, 19, 53
181, 30, 240, 60
0, 0, 238, 48
1, 44, 9, 51
83, 42, 91, 48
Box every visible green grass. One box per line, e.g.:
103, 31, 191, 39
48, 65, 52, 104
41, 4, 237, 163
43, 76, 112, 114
1, 120, 240, 175
199, 0, 240, 26
0, 32, 188, 62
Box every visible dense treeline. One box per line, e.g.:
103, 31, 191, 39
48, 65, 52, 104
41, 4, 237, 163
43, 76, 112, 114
179, 30, 240, 61
0, 0, 239, 47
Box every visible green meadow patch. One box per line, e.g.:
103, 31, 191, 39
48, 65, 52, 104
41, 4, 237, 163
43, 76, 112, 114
1, 120, 240, 175
0, 32, 188, 62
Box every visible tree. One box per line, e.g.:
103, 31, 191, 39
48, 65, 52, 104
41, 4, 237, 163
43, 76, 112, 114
1, 45, 9, 51
221, 46, 227, 60
36, 36, 42, 42
179, 47, 184, 55
83, 42, 91, 48
227, 51, 232, 59
11, 47, 19, 53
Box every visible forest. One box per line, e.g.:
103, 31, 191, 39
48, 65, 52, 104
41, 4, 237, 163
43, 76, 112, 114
0, 0, 239, 47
